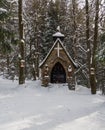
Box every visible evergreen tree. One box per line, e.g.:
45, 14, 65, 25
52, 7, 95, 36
96, 33, 105, 94
44, 0, 68, 56
0, 0, 19, 78
0, 0, 12, 74
24, 0, 49, 79
0, 0, 11, 54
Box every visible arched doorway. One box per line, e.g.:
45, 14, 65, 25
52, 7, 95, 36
51, 62, 66, 83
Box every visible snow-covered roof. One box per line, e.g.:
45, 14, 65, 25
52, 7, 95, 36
53, 31, 64, 37
39, 38, 77, 68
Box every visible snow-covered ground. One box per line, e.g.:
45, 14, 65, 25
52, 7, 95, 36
0, 77, 105, 130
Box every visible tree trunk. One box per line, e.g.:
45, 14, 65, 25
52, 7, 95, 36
72, 0, 77, 59
36, 36, 39, 78
90, 0, 99, 94
71, 0, 78, 86
85, 0, 91, 88
7, 54, 10, 74
32, 62, 36, 80
18, 0, 25, 84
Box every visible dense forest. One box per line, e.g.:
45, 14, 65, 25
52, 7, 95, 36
0, 0, 105, 94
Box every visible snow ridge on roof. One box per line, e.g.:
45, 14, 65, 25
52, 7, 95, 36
53, 31, 64, 37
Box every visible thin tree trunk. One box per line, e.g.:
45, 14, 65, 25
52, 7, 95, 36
36, 35, 39, 78
85, 0, 91, 88
72, 0, 77, 86
7, 54, 10, 74
72, 0, 77, 59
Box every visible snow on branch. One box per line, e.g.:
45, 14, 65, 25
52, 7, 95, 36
76, 44, 90, 53
0, 8, 7, 14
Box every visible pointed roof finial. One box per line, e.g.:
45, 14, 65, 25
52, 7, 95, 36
53, 26, 64, 42
57, 26, 60, 32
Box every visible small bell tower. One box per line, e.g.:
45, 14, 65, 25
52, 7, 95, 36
53, 26, 65, 42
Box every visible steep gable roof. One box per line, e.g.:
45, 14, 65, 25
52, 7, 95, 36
39, 38, 77, 68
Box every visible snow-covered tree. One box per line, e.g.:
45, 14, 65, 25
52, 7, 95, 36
0, 0, 12, 74
0, 0, 19, 78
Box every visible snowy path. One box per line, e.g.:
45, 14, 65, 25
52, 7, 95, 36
0, 78, 105, 130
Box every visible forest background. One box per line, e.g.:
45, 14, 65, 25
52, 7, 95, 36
0, 0, 105, 94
